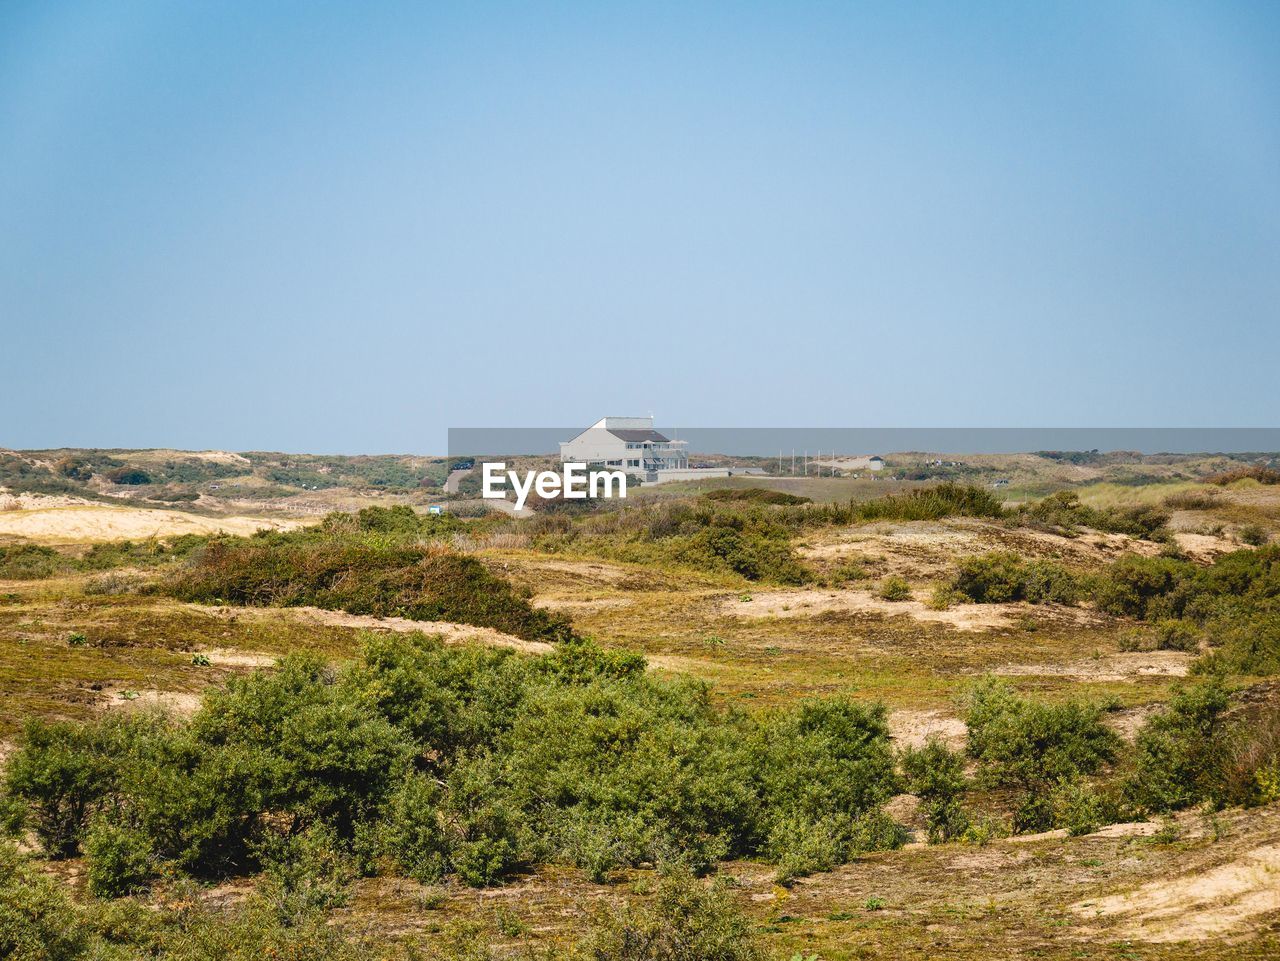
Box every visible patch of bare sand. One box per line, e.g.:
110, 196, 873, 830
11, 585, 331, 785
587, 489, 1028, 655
800, 521, 989, 578
1174, 531, 1241, 562
1072, 843, 1280, 942
800, 518, 1163, 580
201, 648, 277, 668
196, 604, 554, 654
992, 650, 1191, 683
1105, 703, 1163, 740
0, 500, 299, 544
723, 589, 1018, 631
533, 596, 634, 612
101, 689, 202, 716
888, 709, 967, 749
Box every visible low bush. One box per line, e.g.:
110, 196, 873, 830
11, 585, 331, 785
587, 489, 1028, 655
1163, 490, 1219, 511
900, 738, 969, 843
877, 576, 911, 601
83, 820, 154, 899
703, 488, 810, 505
964, 679, 1119, 832
0, 544, 71, 580
1118, 619, 1199, 654
949, 552, 1081, 605
0, 841, 89, 961
165, 538, 574, 643
579, 864, 762, 961
1126, 679, 1232, 813
1239, 524, 1269, 547
1207, 465, 1280, 486
3, 636, 905, 893
1015, 491, 1169, 540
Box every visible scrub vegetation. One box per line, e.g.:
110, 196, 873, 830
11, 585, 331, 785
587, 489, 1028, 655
3, 452, 1280, 959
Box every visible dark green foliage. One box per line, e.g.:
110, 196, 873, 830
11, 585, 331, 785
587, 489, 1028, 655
1093, 554, 1197, 619
499, 677, 758, 878
672, 525, 811, 584
84, 820, 154, 898
949, 552, 1081, 605
703, 488, 811, 505
580, 864, 762, 961
964, 679, 1119, 832
0, 842, 89, 961
166, 537, 574, 643
1126, 679, 1232, 813
900, 738, 970, 843
1092, 545, 1280, 624
104, 467, 152, 485
1240, 524, 1269, 547
3, 636, 903, 892
1, 715, 160, 856
1195, 611, 1280, 676
758, 699, 902, 877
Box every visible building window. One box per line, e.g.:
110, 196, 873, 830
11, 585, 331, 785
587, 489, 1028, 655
607, 460, 622, 466
627, 459, 640, 467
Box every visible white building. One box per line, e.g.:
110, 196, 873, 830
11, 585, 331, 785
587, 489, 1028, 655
560, 417, 730, 484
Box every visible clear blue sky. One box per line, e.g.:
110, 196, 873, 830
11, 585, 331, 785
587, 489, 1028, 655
2, 1, 1278, 453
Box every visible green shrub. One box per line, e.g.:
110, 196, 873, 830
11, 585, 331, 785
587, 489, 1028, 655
1239, 524, 1269, 547
1092, 554, 1196, 619
2, 715, 158, 857
104, 467, 152, 485
1049, 780, 1116, 837
1016, 491, 1169, 540
0, 842, 89, 961
877, 576, 911, 601
1118, 619, 1199, 653
0, 544, 70, 580
166, 538, 574, 643
579, 864, 761, 961
704, 488, 810, 505
84, 819, 154, 898
378, 773, 449, 883
900, 738, 969, 843
1125, 679, 1232, 813
950, 553, 1081, 605
964, 679, 1119, 832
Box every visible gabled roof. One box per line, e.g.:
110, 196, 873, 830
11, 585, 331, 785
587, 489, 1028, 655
607, 428, 670, 443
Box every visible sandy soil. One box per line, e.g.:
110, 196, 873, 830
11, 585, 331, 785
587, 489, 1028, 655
196, 604, 555, 655
201, 648, 278, 668
1073, 843, 1280, 942
101, 689, 203, 715
723, 588, 1020, 631
991, 650, 1191, 682
533, 596, 635, 612
0, 499, 299, 543
887, 708, 967, 749
1174, 531, 1243, 562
